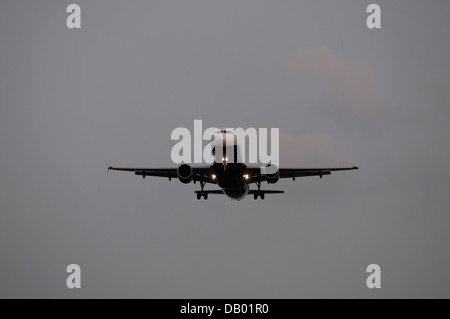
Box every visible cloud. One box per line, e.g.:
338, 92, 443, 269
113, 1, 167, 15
279, 132, 342, 167
286, 48, 384, 116
421, 72, 450, 115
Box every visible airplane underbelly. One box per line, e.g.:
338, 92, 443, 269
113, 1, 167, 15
222, 185, 249, 200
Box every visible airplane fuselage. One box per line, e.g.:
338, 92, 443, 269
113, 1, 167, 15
212, 162, 249, 200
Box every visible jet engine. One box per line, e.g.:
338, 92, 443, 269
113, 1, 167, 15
177, 164, 193, 184
264, 165, 280, 184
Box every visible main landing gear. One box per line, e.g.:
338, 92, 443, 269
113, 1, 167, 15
197, 192, 208, 200
196, 181, 208, 200
253, 182, 265, 200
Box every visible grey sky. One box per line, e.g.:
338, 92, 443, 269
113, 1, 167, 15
0, 0, 449, 298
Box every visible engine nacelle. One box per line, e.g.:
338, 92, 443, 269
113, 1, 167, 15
177, 164, 193, 184
264, 165, 280, 184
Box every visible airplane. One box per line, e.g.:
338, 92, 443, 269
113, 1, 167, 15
108, 130, 358, 200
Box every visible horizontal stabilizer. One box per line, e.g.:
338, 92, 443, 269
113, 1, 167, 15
248, 190, 284, 195
195, 190, 224, 195
194, 190, 284, 195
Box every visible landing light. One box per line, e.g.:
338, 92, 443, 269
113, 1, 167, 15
211, 174, 216, 180
244, 174, 250, 180
222, 156, 228, 163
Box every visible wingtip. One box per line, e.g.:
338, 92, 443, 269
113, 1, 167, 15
353, 165, 359, 170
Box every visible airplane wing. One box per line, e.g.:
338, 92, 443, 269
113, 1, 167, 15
108, 166, 217, 184
245, 166, 358, 184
